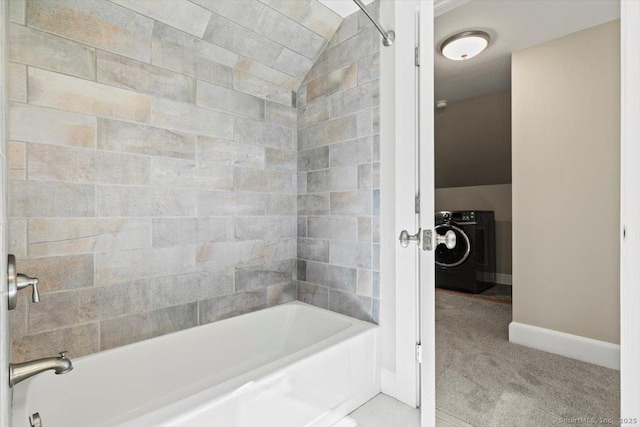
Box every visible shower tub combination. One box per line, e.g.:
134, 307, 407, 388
12, 302, 379, 427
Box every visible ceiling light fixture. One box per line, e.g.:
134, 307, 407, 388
440, 30, 490, 61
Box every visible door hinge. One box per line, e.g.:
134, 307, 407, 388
415, 194, 420, 213
416, 344, 423, 363
415, 46, 420, 67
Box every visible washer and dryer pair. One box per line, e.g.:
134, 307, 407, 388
435, 211, 496, 293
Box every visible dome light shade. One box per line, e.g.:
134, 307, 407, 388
440, 31, 490, 61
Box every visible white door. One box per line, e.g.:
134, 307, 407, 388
418, 1, 436, 426
393, 0, 435, 421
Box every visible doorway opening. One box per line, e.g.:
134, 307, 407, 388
433, 1, 621, 425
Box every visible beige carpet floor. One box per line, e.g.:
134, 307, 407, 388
436, 292, 620, 427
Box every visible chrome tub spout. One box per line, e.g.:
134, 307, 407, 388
10, 352, 73, 387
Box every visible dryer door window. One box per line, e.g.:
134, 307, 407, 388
435, 224, 471, 268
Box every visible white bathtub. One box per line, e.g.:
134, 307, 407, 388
11, 301, 380, 427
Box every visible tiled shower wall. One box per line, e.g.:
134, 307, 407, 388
296, 4, 380, 323
7, 0, 342, 362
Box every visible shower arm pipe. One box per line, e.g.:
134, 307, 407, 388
352, 0, 395, 46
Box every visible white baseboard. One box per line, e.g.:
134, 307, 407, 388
380, 369, 398, 399
509, 322, 620, 370
495, 273, 512, 285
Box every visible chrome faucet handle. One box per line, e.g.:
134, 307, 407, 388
59, 351, 67, 358
8, 255, 42, 309
17, 273, 40, 303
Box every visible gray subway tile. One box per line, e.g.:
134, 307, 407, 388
308, 62, 357, 102
96, 246, 197, 286
202, 13, 283, 66
267, 282, 297, 306
235, 260, 294, 291
298, 97, 329, 130
298, 146, 329, 172
111, 0, 211, 38
151, 97, 234, 139
234, 117, 294, 151
152, 217, 229, 247
265, 238, 296, 263
148, 271, 233, 309
330, 191, 372, 216
235, 217, 294, 240
300, 0, 342, 40
307, 166, 357, 193
12, 323, 99, 363
297, 260, 307, 281
27, 0, 153, 62
79, 281, 152, 321
297, 238, 329, 262
97, 186, 196, 217
259, 0, 310, 21
28, 143, 150, 186
97, 50, 196, 103
235, 168, 293, 193
10, 0, 26, 24
272, 48, 314, 80
100, 303, 197, 351
297, 194, 330, 216
10, 103, 96, 149
191, 0, 264, 29
28, 218, 151, 256
10, 181, 95, 218
196, 240, 264, 269
198, 191, 265, 216
297, 281, 328, 309
237, 57, 299, 93
358, 164, 372, 190
330, 241, 372, 269
266, 102, 298, 128
9, 219, 27, 258
358, 217, 372, 242
98, 118, 196, 160
299, 114, 357, 150
9, 23, 96, 80
329, 289, 372, 322
197, 80, 265, 121
329, 84, 373, 119
306, 261, 357, 293
28, 291, 84, 334
150, 157, 234, 190
297, 217, 308, 238
9, 63, 27, 103
266, 148, 296, 172
266, 194, 296, 215
199, 290, 267, 324
197, 136, 265, 168
358, 269, 373, 297
328, 28, 375, 70
28, 67, 151, 123
254, 6, 325, 60
233, 70, 293, 107
329, 137, 372, 167
373, 271, 380, 299
19, 254, 94, 293
8, 141, 26, 180
328, 13, 357, 48
151, 40, 233, 88
307, 216, 357, 240
152, 22, 238, 68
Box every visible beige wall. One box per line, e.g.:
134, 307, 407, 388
436, 184, 512, 275
512, 20, 620, 344
435, 90, 511, 188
